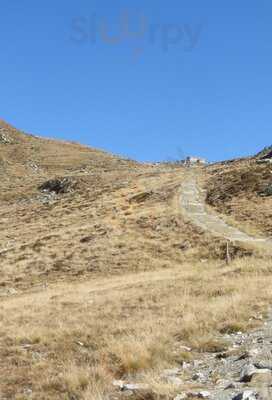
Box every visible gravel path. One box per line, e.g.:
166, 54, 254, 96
180, 173, 272, 248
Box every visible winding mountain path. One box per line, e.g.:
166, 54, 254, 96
180, 171, 272, 248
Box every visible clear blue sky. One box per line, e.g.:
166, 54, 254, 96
1, 1, 271, 162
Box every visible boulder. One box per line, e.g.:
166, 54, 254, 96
254, 361, 272, 370
240, 363, 271, 383
38, 177, 76, 194
232, 391, 258, 400
240, 364, 257, 382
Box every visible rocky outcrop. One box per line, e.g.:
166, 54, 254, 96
0, 128, 12, 144
113, 312, 272, 399
38, 177, 76, 194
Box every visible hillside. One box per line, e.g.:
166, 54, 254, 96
1, 122, 272, 400
0, 119, 140, 202
0, 120, 236, 292
205, 153, 272, 236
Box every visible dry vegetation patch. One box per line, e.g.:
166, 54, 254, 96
0, 257, 272, 399
205, 159, 272, 236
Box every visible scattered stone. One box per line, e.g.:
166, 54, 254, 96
0, 130, 12, 144
112, 381, 149, 392
236, 352, 250, 361
7, 288, 17, 295
194, 391, 211, 399
129, 191, 154, 204
182, 361, 191, 369
186, 391, 211, 399
119, 309, 272, 399
240, 364, 258, 382
39, 192, 56, 204
192, 372, 205, 382
21, 344, 32, 349
216, 352, 228, 360
254, 361, 272, 370
38, 177, 76, 194
240, 364, 271, 383
75, 341, 85, 347
232, 390, 258, 400
174, 395, 187, 400
113, 380, 125, 389
23, 388, 33, 396
173, 241, 191, 251
27, 161, 39, 171
227, 385, 238, 392
80, 235, 95, 243
180, 345, 192, 352
123, 383, 149, 391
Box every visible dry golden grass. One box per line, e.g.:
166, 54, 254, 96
1, 256, 272, 398
0, 161, 240, 293
205, 159, 272, 236
1, 120, 272, 399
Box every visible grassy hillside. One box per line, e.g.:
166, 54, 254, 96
0, 119, 140, 202
205, 156, 272, 236
1, 121, 272, 399
0, 120, 235, 292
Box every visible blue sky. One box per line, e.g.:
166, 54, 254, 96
1, 1, 271, 162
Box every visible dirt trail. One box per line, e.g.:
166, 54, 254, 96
180, 171, 272, 249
